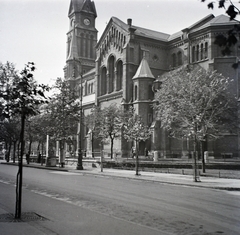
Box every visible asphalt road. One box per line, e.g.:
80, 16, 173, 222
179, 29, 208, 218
0, 164, 240, 235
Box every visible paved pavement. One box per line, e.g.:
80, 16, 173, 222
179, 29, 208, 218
1, 160, 240, 191
1, 160, 240, 235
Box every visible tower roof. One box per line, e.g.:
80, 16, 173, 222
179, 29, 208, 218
133, 56, 154, 79
68, 0, 97, 17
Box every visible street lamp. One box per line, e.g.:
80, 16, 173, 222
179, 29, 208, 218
74, 58, 83, 170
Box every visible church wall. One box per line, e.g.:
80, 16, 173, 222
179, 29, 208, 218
122, 44, 137, 103
140, 42, 169, 72
65, 1, 240, 159
212, 57, 239, 157
213, 57, 238, 96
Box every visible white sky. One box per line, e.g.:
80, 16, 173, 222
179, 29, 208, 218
0, 0, 230, 85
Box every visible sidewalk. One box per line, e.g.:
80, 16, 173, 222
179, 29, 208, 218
1, 160, 240, 191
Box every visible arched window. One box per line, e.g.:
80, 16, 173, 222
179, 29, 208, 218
192, 46, 195, 63
205, 42, 208, 59
172, 53, 177, 67
84, 81, 87, 96
88, 84, 91, 94
91, 83, 94, 93
101, 67, 107, 95
134, 85, 138, 101
116, 60, 123, 91
177, 51, 182, 66
200, 43, 204, 60
196, 45, 199, 61
70, 19, 75, 28
108, 55, 115, 93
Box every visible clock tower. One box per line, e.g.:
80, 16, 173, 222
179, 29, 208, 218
64, 0, 97, 79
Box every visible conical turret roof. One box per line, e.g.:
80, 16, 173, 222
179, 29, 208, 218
133, 56, 154, 79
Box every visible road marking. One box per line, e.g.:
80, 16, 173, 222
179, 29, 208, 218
49, 172, 84, 176
225, 191, 240, 196
0, 179, 10, 184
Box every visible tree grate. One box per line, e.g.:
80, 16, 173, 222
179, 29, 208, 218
0, 212, 48, 223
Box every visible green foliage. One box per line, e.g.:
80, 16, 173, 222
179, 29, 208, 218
25, 112, 50, 145
122, 107, 151, 143
153, 65, 236, 141
0, 117, 20, 144
87, 104, 124, 159
0, 62, 49, 156
0, 62, 49, 119
96, 104, 123, 141
44, 77, 80, 139
85, 105, 101, 140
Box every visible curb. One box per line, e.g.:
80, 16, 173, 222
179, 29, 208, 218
0, 162, 68, 172
2, 162, 240, 191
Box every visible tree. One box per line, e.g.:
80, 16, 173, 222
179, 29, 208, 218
95, 104, 123, 159
123, 108, 152, 175
0, 62, 21, 161
0, 117, 21, 162
46, 78, 80, 140
153, 65, 236, 180
85, 105, 102, 158
24, 111, 50, 161
0, 61, 49, 219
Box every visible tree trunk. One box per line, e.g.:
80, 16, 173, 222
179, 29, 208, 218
6, 141, 12, 162
135, 140, 139, 175
92, 131, 94, 158
15, 112, 25, 219
41, 142, 44, 165
193, 134, 198, 182
110, 137, 114, 159
17, 141, 21, 161
13, 141, 17, 163
200, 141, 206, 173
28, 141, 32, 156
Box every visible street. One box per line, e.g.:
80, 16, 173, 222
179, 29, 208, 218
0, 164, 240, 235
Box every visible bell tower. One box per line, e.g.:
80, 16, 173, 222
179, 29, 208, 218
64, 0, 97, 80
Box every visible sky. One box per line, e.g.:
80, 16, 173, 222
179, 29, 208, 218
0, 0, 231, 85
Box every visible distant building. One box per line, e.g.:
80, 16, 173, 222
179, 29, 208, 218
64, 0, 240, 158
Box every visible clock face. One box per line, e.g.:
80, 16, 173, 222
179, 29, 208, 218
84, 18, 90, 26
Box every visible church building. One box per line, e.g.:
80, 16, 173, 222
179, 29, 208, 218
64, 0, 240, 159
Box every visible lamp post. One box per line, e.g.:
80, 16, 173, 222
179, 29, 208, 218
75, 58, 83, 170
